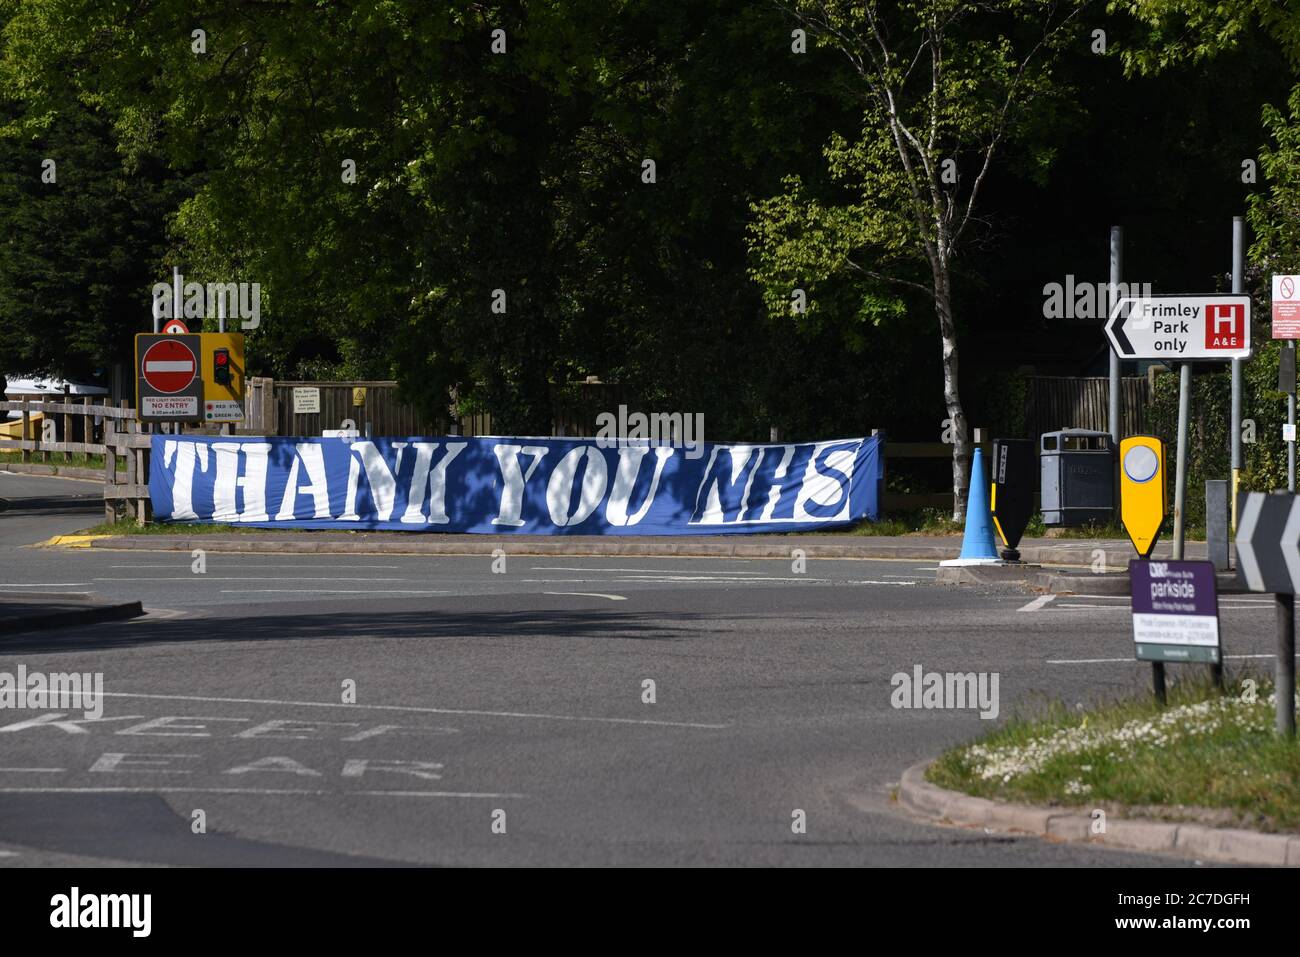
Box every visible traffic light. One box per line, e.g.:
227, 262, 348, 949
213, 347, 232, 387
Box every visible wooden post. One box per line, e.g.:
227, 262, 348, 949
104, 398, 117, 523
20, 395, 30, 464
63, 385, 72, 464
122, 399, 135, 522
137, 421, 149, 525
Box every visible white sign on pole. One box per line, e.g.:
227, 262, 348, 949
292, 387, 321, 414
1106, 294, 1252, 361
1273, 275, 1300, 339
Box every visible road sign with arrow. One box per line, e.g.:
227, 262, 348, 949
1235, 491, 1299, 736
1106, 294, 1252, 361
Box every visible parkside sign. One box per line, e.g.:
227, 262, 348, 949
149, 434, 882, 534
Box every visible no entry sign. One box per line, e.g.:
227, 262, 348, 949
141, 338, 197, 393
135, 333, 204, 422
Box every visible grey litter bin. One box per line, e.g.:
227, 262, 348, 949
1040, 429, 1115, 526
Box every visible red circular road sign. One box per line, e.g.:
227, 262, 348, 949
161, 318, 189, 334
141, 339, 197, 394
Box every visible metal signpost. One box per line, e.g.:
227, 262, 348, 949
1236, 492, 1299, 735
1273, 275, 1299, 492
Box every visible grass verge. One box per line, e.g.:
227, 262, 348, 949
928, 677, 1300, 833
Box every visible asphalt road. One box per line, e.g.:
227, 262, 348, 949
0, 470, 1283, 866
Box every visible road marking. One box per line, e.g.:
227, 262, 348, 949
0, 787, 524, 798
0, 583, 92, 588
220, 589, 449, 595
1017, 595, 1056, 612
1048, 653, 1295, 664
1057, 603, 1127, 609
96, 576, 413, 582
111, 564, 404, 569
97, 691, 728, 729
531, 565, 771, 575
542, 591, 627, 601
0, 768, 64, 773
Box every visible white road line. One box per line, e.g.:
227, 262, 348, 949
110, 564, 404, 569
1049, 653, 1295, 664
530, 566, 771, 575
0, 787, 524, 798
542, 591, 627, 601
1057, 603, 1128, 609
0, 583, 92, 588
1017, 595, 1056, 612
95, 576, 412, 582
854, 580, 917, 585
98, 691, 729, 729
0, 768, 64, 773
220, 589, 448, 595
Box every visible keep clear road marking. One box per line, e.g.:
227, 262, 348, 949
1017, 595, 1056, 612
542, 591, 627, 601
96, 691, 728, 729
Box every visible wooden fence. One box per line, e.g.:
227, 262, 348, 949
1025, 375, 1149, 438
1, 397, 163, 523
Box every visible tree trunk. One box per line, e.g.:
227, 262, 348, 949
934, 270, 971, 522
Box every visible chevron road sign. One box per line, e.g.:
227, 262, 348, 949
1235, 491, 1299, 736
1236, 492, 1300, 595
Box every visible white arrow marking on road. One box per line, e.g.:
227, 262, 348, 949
1283, 497, 1300, 593
542, 591, 627, 601
1236, 494, 1265, 591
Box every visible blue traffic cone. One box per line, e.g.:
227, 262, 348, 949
941, 446, 1001, 565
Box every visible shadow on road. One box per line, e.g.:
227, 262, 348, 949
0, 604, 707, 655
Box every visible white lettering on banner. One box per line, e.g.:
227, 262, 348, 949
693, 445, 761, 525
153, 435, 875, 530
492, 444, 549, 526
795, 443, 855, 522
546, 446, 608, 526
274, 443, 332, 520
401, 441, 466, 524
606, 447, 673, 526
340, 441, 406, 522
162, 440, 209, 520
754, 444, 796, 521
212, 442, 271, 522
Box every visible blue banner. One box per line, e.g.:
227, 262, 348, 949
149, 434, 882, 535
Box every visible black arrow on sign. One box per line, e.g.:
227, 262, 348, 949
1236, 492, 1300, 595
1106, 299, 1134, 355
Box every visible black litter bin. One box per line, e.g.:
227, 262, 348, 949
1040, 429, 1114, 526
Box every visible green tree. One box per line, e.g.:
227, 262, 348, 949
748, 0, 1087, 517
